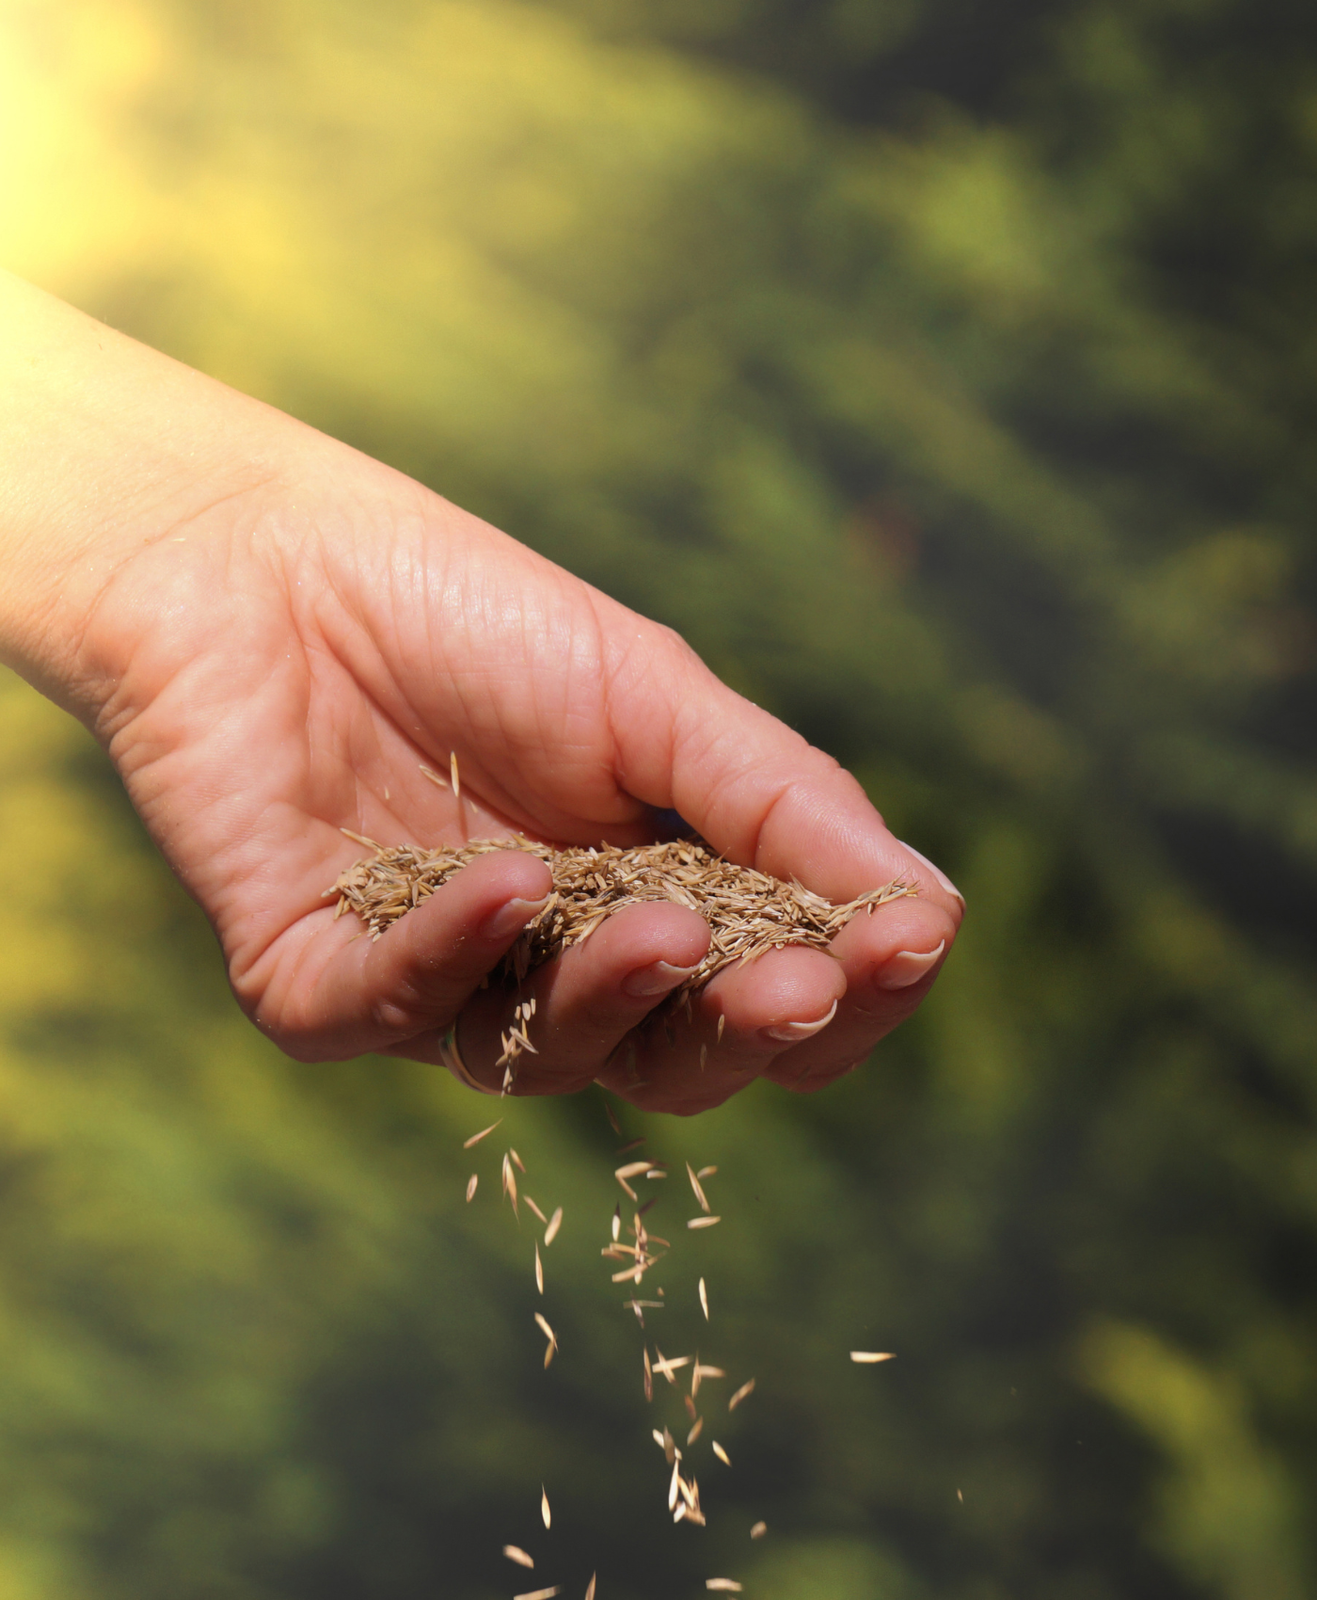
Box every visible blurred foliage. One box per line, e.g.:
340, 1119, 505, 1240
1, 0, 1316, 1596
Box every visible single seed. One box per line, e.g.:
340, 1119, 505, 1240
463, 1120, 502, 1148
687, 1417, 704, 1445
687, 1216, 721, 1230
667, 1459, 681, 1512
615, 1138, 645, 1155
515, 1588, 560, 1600
449, 750, 461, 799
611, 1206, 621, 1242
466, 1174, 478, 1202
535, 1243, 544, 1295
504, 1546, 535, 1568
605, 1100, 621, 1134
541, 1486, 551, 1529
716, 1014, 726, 1045
850, 1351, 896, 1364
699, 1278, 709, 1320
544, 1206, 563, 1246
728, 1378, 755, 1412
585, 1576, 597, 1600
684, 1394, 698, 1420
706, 1583, 742, 1593
686, 1164, 711, 1213
750, 1521, 767, 1540
509, 1148, 526, 1173
524, 1196, 548, 1225
697, 1166, 718, 1179
712, 1441, 731, 1467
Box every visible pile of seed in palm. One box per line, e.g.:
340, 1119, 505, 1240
330, 836, 914, 1002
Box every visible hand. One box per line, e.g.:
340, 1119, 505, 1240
0, 274, 962, 1114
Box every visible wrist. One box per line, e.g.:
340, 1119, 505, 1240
0, 271, 297, 724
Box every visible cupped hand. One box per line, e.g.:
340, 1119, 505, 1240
14, 288, 962, 1115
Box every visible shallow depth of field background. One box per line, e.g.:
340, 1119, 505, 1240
2, 1, 1316, 1597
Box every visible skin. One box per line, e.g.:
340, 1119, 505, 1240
0, 270, 962, 1115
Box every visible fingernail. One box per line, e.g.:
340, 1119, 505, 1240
479, 894, 551, 943
898, 841, 965, 906
762, 998, 839, 1043
874, 940, 946, 990
622, 960, 700, 998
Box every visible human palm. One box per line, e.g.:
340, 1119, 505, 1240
39, 360, 959, 1116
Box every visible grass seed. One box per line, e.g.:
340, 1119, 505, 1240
463, 1120, 502, 1149
728, 1379, 755, 1412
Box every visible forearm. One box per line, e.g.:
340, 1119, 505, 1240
0, 271, 293, 719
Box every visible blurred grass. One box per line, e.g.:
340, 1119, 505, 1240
1, 0, 1316, 1597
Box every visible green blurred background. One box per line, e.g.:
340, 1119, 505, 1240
2, 0, 1316, 1595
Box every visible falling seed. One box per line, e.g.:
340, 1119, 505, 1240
684, 1394, 698, 1420
418, 762, 448, 790
541, 1486, 551, 1529
535, 1243, 544, 1295
712, 1441, 731, 1467
466, 1174, 478, 1202
750, 1521, 767, 1540
686, 1163, 711, 1213
716, 1014, 726, 1044
662, 1427, 676, 1463
957, 1488, 964, 1503
585, 1577, 596, 1600
687, 1417, 704, 1445
643, 1347, 653, 1402
535, 1313, 557, 1366
463, 1120, 502, 1148
524, 1196, 548, 1225
697, 1166, 718, 1179
667, 1459, 681, 1512
604, 1099, 622, 1134
850, 1351, 896, 1364
699, 1044, 707, 1070
652, 1429, 665, 1450
616, 1161, 655, 1180
449, 750, 461, 799
383, 786, 391, 801
504, 1545, 535, 1568
706, 1581, 742, 1592
610, 1205, 621, 1242
544, 1207, 563, 1246
615, 1137, 646, 1155
687, 1216, 721, 1230
515, 1589, 561, 1600
698, 1278, 709, 1320
652, 1350, 692, 1382
728, 1379, 755, 1412
509, 1149, 527, 1173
